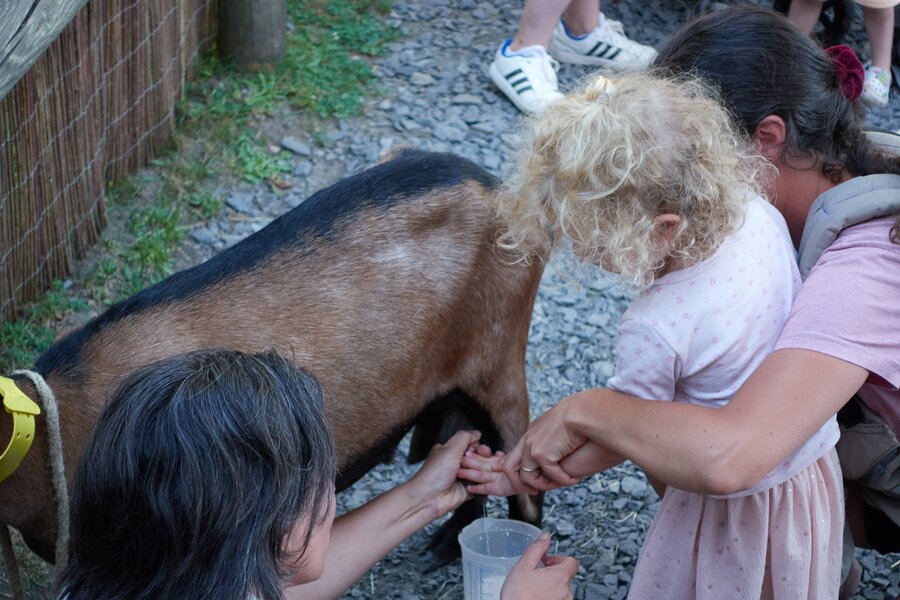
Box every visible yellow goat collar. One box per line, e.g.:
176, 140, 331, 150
0, 376, 41, 482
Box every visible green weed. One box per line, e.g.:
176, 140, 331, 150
178, 0, 399, 171
0, 281, 87, 372
231, 134, 291, 184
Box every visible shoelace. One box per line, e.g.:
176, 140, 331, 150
606, 18, 625, 35
516, 49, 560, 77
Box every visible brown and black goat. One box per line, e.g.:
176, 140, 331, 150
0, 148, 543, 569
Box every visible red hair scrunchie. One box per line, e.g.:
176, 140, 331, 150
825, 44, 864, 102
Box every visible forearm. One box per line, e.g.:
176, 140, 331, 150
564, 349, 868, 495
283, 482, 436, 600
558, 441, 624, 479
565, 391, 742, 494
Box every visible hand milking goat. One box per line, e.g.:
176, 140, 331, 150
0, 148, 544, 570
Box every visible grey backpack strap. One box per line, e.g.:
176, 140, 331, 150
798, 173, 900, 279
866, 128, 900, 157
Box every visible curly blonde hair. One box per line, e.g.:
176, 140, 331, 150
498, 71, 768, 289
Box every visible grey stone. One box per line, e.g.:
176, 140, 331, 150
410, 72, 435, 86
220, 234, 244, 249
279, 136, 311, 156
399, 117, 420, 131
620, 475, 647, 498
587, 313, 611, 328
500, 132, 523, 147
554, 521, 577, 537
451, 93, 482, 105
434, 121, 468, 142
233, 222, 254, 235
190, 227, 217, 245
225, 193, 254, 214
471, 120, 503, 134
584, 583, 615, 599
612, 497, 630, 510
459, 105, 482, 124
483, 153, 501, 171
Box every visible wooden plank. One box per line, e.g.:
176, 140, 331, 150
0, 0, 91, 101
0, 1, 36, 63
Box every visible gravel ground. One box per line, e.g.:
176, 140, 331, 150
176, 0, 900, 598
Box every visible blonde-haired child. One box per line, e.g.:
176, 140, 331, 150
461, 72, 844, 598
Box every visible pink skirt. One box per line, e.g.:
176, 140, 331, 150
628, 448, 844, 600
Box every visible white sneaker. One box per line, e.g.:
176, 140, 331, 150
549, 13, 656, 68
489, 39, 564, 115
861, 65, 891, 108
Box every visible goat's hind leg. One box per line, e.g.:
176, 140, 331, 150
407, 390, 502, 571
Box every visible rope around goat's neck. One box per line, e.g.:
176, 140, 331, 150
11, 370, 70, 581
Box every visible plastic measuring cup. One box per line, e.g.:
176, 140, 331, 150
458, 517, 543, 600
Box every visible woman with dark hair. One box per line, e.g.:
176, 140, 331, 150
491, 5, 900, 599
60, 349, 578, 600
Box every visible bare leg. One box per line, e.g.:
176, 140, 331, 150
788, 0, 825, 33
511, 0, 574, 51
863, 6, 895, 72
562, 0, 601, 36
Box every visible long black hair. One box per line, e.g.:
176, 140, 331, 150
60, 349, 335, 600
653, 5, 900, 241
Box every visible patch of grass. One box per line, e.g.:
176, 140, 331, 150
124, 203, 184, 284
179, 0, 399, 181
185, 190, 223, 220
0, 281, 87, 373
231, 134, 292, 184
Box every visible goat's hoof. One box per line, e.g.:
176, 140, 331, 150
422, 518, 464, 572
423, 531, 461, 572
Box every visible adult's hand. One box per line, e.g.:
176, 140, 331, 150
502, 393, 590, 491
407, 429, 481, 520
500, 532, 578, 600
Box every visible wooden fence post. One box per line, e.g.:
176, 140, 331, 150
219, 0, 285, 72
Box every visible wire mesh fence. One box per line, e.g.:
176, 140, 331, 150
0, 0, 217, 321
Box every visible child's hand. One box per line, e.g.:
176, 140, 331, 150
459, 445, 539, 496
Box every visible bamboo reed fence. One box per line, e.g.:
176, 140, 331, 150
0, 0, 217, 321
